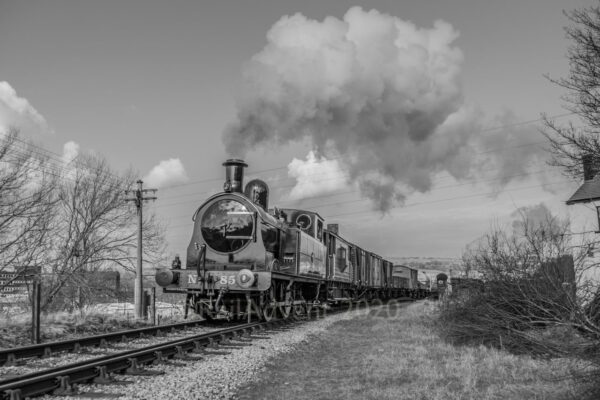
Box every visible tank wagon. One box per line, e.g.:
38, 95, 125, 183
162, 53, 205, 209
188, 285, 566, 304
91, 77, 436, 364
155, 159, 429, 321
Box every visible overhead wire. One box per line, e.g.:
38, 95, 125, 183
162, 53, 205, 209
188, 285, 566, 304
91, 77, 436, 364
0, 134, 128, 184
163, 178, 575, 231
157, 149, 550, 205
0, 135, 135, 192
1, 110, 573, 197
158, 112, 575, 192
0, 110, 578, 215
155, 154, 551, 210
322, 180, 573, 219
157, 166, 564, 225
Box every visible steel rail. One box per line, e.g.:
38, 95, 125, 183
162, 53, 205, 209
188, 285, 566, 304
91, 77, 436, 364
0, 298, 410, 398
0, 320, 283, 400
0, 318, 215, 366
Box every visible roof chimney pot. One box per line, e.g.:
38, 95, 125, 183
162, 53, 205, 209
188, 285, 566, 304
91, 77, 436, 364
583, 154, 599, 181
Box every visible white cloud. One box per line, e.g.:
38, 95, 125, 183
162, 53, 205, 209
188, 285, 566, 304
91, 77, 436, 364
62, 141, 80, 164
0, 81, 48, 135
144, 158, 189, 188
286, 151, 347, 201
58, 141, 81, 181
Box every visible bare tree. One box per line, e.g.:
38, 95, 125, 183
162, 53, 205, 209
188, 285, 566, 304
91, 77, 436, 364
42, 153, 166, 311
543, 4, 600, 176
0, 128, 57, 282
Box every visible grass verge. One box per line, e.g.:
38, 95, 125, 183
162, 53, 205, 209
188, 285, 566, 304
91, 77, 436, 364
0, 310, 192, 349
235, 301, 578, 400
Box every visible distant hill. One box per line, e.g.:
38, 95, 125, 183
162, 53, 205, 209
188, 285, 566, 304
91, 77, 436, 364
388, 256, 463, 276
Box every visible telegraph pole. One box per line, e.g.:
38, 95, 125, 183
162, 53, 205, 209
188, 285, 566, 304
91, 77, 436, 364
125, 180, 157, 319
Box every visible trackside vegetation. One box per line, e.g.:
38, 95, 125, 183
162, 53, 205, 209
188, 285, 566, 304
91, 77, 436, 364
235, 301, 576, 400
439, 205, 600, 399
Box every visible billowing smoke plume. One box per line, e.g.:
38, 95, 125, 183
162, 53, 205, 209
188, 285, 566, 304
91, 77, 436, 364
223, 7, 544, 211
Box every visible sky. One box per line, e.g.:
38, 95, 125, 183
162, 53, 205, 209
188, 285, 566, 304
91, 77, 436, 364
0, 0, 597, 261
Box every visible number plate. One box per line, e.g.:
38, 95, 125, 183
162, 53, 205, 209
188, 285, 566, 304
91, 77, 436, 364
209, 272, 237, 287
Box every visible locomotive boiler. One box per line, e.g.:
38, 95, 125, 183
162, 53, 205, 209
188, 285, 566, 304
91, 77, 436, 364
155, 159, 427, 321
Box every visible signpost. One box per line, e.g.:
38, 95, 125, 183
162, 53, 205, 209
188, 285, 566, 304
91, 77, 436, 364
0, 266, 39, 300
0, 266, 41, 343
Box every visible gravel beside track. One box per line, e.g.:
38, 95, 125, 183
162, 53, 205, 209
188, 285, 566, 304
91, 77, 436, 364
43, 307, 372, 400
0, 325, 224, 381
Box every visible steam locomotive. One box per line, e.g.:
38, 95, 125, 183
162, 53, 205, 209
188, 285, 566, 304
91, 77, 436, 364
155, 159, 429, 321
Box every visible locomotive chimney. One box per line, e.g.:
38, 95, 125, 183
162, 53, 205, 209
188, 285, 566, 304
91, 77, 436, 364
223, 159, 248, 193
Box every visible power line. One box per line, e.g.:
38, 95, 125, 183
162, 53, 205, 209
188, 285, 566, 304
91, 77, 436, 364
156, 138, 553, 203
3, 110, 573, 198
162, 179, 574, 230
156, 156, 549, 206
323, 180, 572, 219
155, 162, 555, 212
0, 133, 128, 184
0, 136, 135, 194
158, 112, 575, 192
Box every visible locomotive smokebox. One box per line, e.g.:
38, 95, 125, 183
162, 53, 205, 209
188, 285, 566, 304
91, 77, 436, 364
223, 159, 248, 193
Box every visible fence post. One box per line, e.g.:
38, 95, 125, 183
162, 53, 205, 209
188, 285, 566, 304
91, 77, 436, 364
150, 287, 156, 325
31, 280, 41, 344
142, 290, 148, 320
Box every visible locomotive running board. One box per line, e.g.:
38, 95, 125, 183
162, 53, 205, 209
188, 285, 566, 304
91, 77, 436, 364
270, 271, 325, 284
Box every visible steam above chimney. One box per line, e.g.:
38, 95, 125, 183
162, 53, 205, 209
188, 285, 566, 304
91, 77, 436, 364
223, 159, 248, 193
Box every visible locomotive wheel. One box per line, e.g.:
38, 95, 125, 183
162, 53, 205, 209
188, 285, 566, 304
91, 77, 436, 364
294, 302, 307, 317
280, 291, 306, 318
293, 294, 307, 317
262, 303, 277, 321
280, 290, 293, 319
261, 286, 277, 321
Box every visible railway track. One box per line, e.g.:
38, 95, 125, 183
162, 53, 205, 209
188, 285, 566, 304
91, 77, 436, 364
0, 299, 402, 399
0, 319, 287, 400
0, 318, 218, 367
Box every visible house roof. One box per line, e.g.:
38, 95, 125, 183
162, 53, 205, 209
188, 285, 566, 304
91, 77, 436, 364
566, 175, 600, 205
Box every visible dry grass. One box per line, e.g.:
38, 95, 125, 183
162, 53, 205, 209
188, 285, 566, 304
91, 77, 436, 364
235, 301, 578, 400
0, 309, 186, 349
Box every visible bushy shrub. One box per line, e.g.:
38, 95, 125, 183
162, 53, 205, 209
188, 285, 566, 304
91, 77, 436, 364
440, 205, 600, 398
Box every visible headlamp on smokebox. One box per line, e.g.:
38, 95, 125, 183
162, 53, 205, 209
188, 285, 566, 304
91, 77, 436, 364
223, 180, 232, 192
